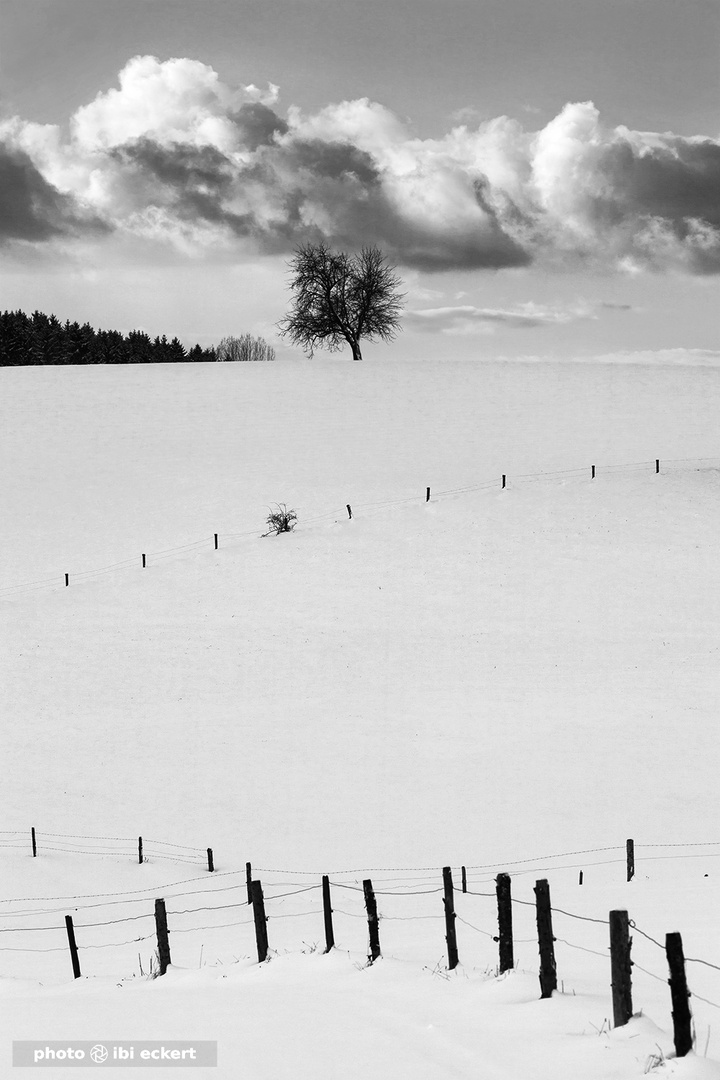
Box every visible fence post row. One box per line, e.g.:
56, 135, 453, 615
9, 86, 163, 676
495, 873, 514, 973
251, 879, 269, 963
442, 866, 459, 970
322, 875, 335, 953
534, 879, 557, 999
609, 909, 633, 1028
363, 878, 381, 964
65, 915, 81, 979
44, 456, 670, 590
666, 932, 693, 1057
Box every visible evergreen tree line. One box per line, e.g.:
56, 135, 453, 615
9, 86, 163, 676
0, 310, 219, 366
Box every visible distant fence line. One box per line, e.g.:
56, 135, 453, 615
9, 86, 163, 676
8, 829, 720, 878
1, 455, 719, 599
2, 834, 719, 1057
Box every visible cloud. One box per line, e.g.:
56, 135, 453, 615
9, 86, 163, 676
0, 138, 105, 243
406, 302, 595, 335
3, 57, 719, 274
591, 348, 720, 366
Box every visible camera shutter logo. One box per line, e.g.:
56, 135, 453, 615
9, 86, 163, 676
90, 1044, 109, 1063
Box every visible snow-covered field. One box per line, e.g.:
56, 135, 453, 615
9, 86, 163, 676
2, 358, 720, 1078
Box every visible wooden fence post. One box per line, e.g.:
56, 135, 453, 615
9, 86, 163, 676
443, 867, 459, 970
592, 464, 596, 479
138, 836, 143, 865
626, 838, 635, 882
426, 487, 431, 502
534, 879, 557, 999
666, 932, 693, 1057
207, 848, 214, 872
65, 915, 81, 979
495, 873, 514, 973
322, 875, 335, 953
246, 862, 252, 905
214, 533, 218, 550
363, 878, 381, 963
142, 554, 146, 569
502, 475, 506, 489
461, 866, 467, 894
251, 880, 269, 963
346, 504, 353, 520
64, 573, 69, 587
31, 827, 37, 858
609, 909, 633, 1027
154, 898, 171, 975
656, 459, 660, 474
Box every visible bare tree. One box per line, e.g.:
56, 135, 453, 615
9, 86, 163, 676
216, 334, 276, 362
278, 243, 404, 361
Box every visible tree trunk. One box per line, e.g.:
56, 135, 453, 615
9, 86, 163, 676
349, 338, 363, 361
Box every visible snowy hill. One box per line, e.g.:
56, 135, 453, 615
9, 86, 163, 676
2, 359, 720, 1078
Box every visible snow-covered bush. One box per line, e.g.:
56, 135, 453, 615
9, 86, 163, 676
265, 504, 297, 535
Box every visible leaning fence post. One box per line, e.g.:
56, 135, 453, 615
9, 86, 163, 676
65, 915, 81, 979
154, 898, 171, 975
31, 827, 37, 858
322, 875, 335, 953
251, 880, 269, 962
666, 932, 693, 1057
626, 838, 635, 882
534, 879, 557, 999
346, 504, 353, 520
495, 873, 514, 973
443, 866, 459, 970
363, 878, 381, 963
609, 909, 633, 1027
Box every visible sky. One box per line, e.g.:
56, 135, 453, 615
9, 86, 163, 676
0, 0, 718, 362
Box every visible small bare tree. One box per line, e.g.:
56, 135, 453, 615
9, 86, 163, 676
216, 334, 276, 361
278, 243, 404, 361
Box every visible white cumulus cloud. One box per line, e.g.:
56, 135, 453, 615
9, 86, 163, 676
1, 57, 718, 275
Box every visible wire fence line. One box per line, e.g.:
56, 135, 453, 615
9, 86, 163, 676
1, 861, 719, 1022
6, 832, 720, 897
3, 836, 720, 1001
2, 454, 718, 598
